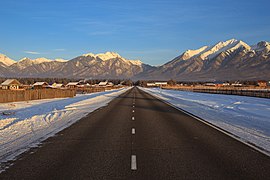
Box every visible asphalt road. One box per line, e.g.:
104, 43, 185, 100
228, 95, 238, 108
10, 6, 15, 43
1, 87, 270, 179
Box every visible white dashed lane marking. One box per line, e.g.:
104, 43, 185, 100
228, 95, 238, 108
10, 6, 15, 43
132, 117, 135, 121
132, 128, 135, 134
131, 155, 137, 170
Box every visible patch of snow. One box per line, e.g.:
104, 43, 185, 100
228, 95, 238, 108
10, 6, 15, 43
140, 87, 270, 154
0, 87, 130, 171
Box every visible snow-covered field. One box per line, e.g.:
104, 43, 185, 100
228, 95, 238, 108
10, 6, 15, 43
0, 87, 130, 170
140, 87, 270, 154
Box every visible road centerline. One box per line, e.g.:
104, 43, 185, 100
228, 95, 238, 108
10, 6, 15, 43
132, 128, 135, 135
131, 155, 137, 170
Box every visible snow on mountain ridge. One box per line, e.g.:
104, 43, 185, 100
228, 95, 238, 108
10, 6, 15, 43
33, 57, 53, 64
199, 39, 242, 60
82, 51, 142, 66
55, 58, 67, 62
129, 60, 142, 66
180, 39, 251, 61
182, 46, 208, 60
82, 52, 121, 61
0, 54, 16, 66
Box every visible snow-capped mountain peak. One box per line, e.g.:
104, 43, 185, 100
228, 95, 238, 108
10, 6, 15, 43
81, 51, 143, 65
96, 52, 121, 60
55, 58, 67, 62
18, 57, 31, 62
196, 39, 250, 60
182, 46, 208, 60
82, 52, 121, 61
82, 53, 95, 57
32, 57, 52, 64
0, 53, 16, 66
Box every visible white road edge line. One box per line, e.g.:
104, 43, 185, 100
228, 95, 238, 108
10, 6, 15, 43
140, 88, 270, 157
131, 155, 137, 170
132, 128, 135, 134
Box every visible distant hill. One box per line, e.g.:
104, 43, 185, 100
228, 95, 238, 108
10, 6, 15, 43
0, 52, 154, 79
134, 39, 270, 81
1, 39, 270, 81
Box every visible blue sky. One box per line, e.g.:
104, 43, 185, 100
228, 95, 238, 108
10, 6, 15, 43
0, 0, 270, 65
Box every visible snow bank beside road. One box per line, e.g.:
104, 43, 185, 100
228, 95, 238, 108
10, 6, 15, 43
0, 88, 130, 169
140, 87, 270, 154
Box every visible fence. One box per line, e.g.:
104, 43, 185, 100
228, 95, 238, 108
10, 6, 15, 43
162, 86, 270, 99
0, 89, 76, 103
76, 86, 124, 94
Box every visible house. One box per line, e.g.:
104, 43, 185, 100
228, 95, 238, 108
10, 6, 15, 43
98, 81, 108, 86
107, 82, 114, 87
257, 80, 267, 87
66, 82, 80, 89
231, 82, 243, 87
33, 82, 49, 89
146, 82, 167, 87
154, 82, 167, 86
205, 82, 215, 86
51, 83, 64, 89
146, 83, 156, 87
1, 79, 21, 90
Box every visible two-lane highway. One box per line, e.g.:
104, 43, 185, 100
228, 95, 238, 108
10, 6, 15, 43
1, 87, 270, 179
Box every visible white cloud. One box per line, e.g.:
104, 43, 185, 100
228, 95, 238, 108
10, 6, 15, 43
23, 51, 41, 55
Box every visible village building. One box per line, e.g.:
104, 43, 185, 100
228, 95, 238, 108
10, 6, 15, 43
147, 82, 168, 87
51, 83, 65, 89
155, 82, 168, 86
98, 81, 108, 86
205, 82, 215, 86
231, 82, 243, 87
107, 82, 114, 87
146, 83, 156, 87
33, 82, 49, 89
66, 82, 80, 89
257, 80, 267, 87
1, 79, 21, 90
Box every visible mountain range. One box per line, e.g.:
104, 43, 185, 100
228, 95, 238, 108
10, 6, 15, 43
1, 39, 270, 81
